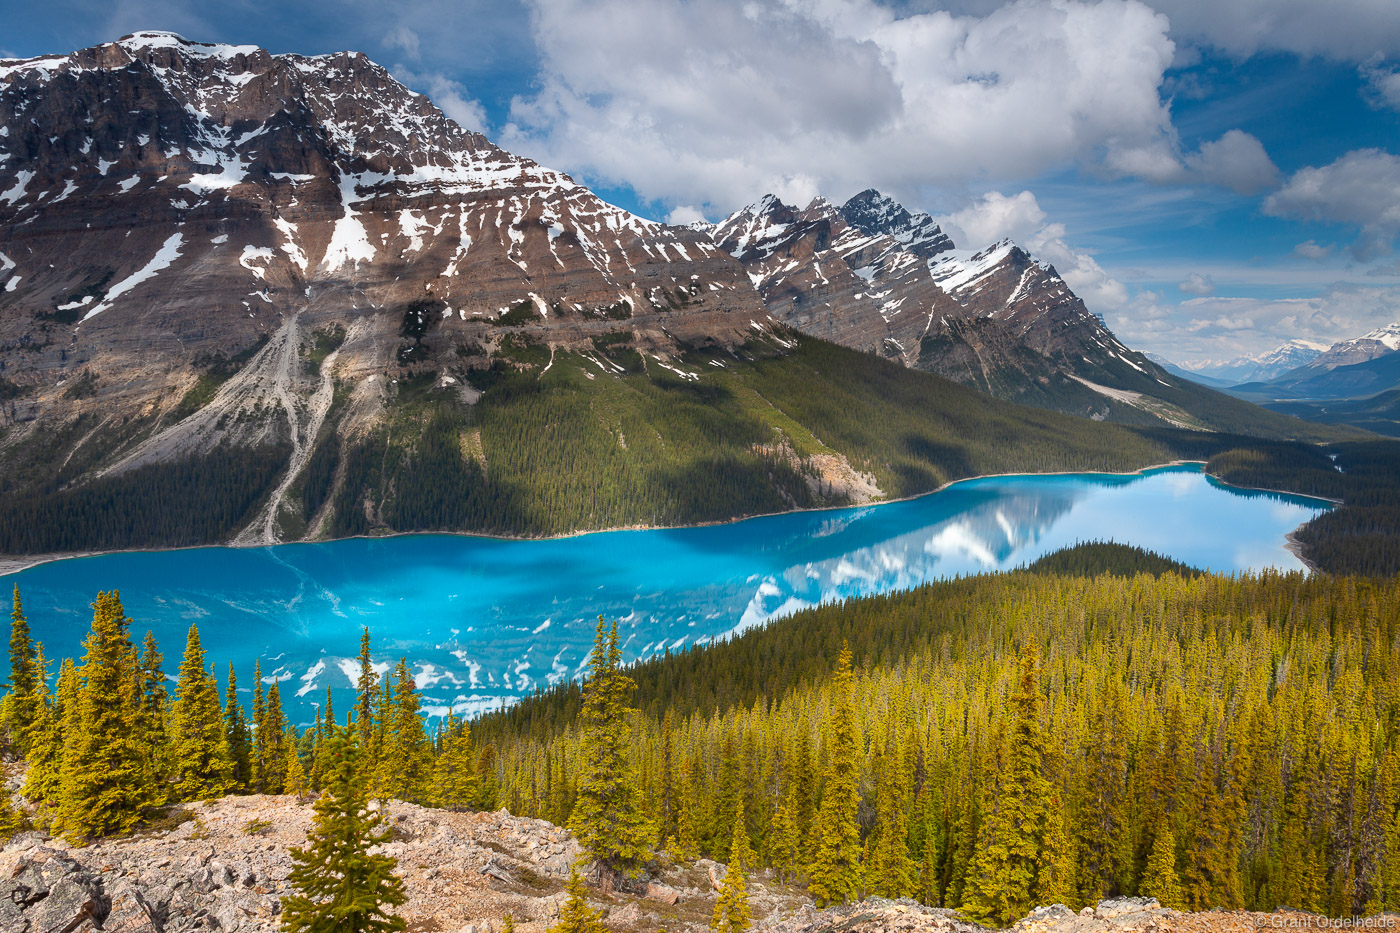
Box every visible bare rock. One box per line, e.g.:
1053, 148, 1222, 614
645, 881, 681, 905
1094, 898, 1160, 920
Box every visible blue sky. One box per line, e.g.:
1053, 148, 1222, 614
3, 0, 1400, 365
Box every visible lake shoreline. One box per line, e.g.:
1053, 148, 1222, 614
0, 459, 1334, 577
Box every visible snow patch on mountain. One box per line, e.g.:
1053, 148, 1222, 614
83, 232, 185, 320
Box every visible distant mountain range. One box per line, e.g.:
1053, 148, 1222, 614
1155, 325, 1400, 435
1167, 340, 1331, 386
0, 32, 1348, 553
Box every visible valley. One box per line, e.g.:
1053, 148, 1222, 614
1, 23, 1399, 933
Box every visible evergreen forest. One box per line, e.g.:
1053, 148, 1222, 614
7, 556, 1400, 926
1, 332, 1394, 575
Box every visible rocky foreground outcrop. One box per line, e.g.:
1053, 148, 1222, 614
0, 793, 809, 932
3, 794, 1393, 933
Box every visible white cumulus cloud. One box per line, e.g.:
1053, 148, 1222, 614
1362, 58, 1400, 112
1146, 0, 1400, 60
500, 0, 1203, 214
1263, 148, 1400, 260
1178, 272, 1215, 296
936, 189, 1128, 312
392, 65, 490, 134
1103, 129, 1278, 194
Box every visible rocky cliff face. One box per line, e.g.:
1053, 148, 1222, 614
708, 191, 1198, 422
0, 32, 765, 453
0, 32, 1300, 554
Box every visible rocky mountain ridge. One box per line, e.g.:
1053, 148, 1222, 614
705, 190, 1223, 426
1181, 340, 1330, 386
0, 32, 1340, 555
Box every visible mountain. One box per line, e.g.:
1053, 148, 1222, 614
707, 190, 1334, 434
1302, 323, 1400, 373
0, 33, 1351, 557
1186, 339, 1329, 385
1227, 324, 1400, 403
1144, 353, 1236, 388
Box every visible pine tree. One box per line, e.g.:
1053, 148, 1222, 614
548, 865, 607, 933
355, 628, 377, 754
282, 733, 407, 933
502, 914, 517, 933
962, 650, 1051, 926
2, 585, 41, 754
285, 727, 309, 797
57, 591, 149, 841
22, 651, 67, 807
713, 805, 753, 933
375, 659, 429, 801
263, 679, 290, 794
136, 630, 171, 805
433, 714, 480, 809
568, 618, 653, 875
1142, 823, 1182, 909
475, 744, 500, 811
770, 795, 801, 883
253, 659, 269, 792
224, 664, 252, 791
809, 642, 863, 906
171, 624, 234, 801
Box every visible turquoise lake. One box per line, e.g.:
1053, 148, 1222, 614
0, 464, 1331, 722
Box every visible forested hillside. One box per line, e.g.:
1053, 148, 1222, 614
476, 569, 1400, 923
8, 570, 1400, 928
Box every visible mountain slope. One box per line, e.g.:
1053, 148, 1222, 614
0, 33, 1357, 557
705, 190, 1334, 436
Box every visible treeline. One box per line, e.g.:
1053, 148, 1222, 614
11, 570, 1400, 924
1022, 541, 1202, 578
326, 336, 1184, 539
0, 586, 498, 842
1294, 441, 1400, 576
476, 569, 1400, 923
0, 444, 288, 554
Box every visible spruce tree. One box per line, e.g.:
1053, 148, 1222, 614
57, 591, 149, 841
285, 727, 309, 797
568, 618, 652, 876
375, 659, 429, 801
135, 630, 173, 807
355, 628, 377, 754
2, 585, 40, 754
713, 805, 754, 933
770, 795, 801, 883
809, 642, 862, 906
20, 647, 62, 806
282, 733, 407, 933
870, 736, 915, 897
475, 743, 500, 811
962, 650, 1051, 926
253, 659, 268, 791
548, 865, 607, 933
224, 664, 252, 791
673, 756, 700, 861
1037, 796, 1076, 907
1142, 823, 1182, 909
171, 624, 234, 801
433, 714, 480, 809
262, 679, 290, 794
